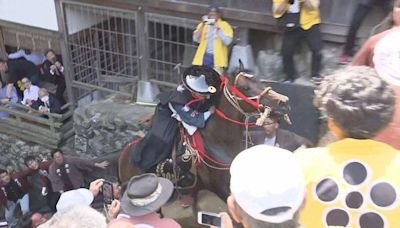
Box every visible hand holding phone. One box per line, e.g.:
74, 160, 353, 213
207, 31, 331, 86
102, 180, 114, 205
198, 211, 222, 227
202, 16, 216, 25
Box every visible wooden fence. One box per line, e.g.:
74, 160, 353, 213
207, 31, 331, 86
0, 103, 74, 148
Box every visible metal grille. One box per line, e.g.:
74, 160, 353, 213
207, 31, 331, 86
64, 3, 138, 96
146, 13, 198, 85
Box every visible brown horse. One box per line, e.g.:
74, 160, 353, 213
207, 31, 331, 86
118, 72, 289, 199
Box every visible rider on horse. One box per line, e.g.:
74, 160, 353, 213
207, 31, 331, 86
132, 65, 222, 189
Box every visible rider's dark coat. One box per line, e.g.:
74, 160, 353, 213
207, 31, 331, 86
132, 87, 215, 172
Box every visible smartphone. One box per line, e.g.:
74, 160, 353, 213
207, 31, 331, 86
102, 180, 114, 205
197, 211, 221, 227
0, 221, 7, 228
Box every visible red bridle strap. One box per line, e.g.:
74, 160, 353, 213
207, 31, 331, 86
215, 108, 257, 126
220, 75, 262, 110
227, 84, 261, 110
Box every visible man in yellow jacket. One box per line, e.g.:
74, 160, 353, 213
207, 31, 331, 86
295, 66, 400, 228
272, 0, 322, 83
192, 5, 233, 73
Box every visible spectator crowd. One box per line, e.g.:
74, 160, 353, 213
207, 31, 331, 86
0, 1, 400, 228
0, 49, 66, 119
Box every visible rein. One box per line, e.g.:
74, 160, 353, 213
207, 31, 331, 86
186, 75, 273, 170
215, 75, 270, 126
215, 109, 256, 126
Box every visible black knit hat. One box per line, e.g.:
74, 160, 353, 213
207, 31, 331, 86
209, 4, 222, 14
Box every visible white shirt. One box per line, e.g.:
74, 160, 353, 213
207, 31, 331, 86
22, 85, 39, 106
8, 49, 46, 65
264, 136, 279, 147
288, 0, 300, 13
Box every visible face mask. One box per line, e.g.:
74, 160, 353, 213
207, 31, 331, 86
40, 96, 49, 103
50, 57, 57, 64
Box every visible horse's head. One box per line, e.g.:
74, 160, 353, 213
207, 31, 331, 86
201, 70, 291, 200
223, 71, 291, 124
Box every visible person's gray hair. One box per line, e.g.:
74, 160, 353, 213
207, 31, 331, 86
236, 201, 299, 228
314, 66, 395, 139
47, 205, 107, 228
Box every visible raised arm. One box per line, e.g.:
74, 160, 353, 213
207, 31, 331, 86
193, 22, 205, 43
273, 0, 290, 17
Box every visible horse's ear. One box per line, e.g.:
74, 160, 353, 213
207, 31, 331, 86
227, 59, 246, 84
239, 59, 244, 72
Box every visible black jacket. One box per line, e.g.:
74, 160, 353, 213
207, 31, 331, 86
32, 94, 62, 114
249, 128, 312, 152
5, 59, 38, 84
132, 88, 215, 171
41, 58, 64, 83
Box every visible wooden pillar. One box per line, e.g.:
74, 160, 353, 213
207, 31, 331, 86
0, 28, 7, 59
54, 0, 76, 105
136, 7, 149, 84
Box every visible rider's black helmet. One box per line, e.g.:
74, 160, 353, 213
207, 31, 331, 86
181, 65, 222, 95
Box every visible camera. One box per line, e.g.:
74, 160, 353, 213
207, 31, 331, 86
197, 211, 221, 227
202, 16, 216, 25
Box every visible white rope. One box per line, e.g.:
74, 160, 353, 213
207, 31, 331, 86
183, 84, 263, 170
223, 85, 248, 116
198, 156, 230, 170
222, 84, 263, 149
244, 113, 262, 149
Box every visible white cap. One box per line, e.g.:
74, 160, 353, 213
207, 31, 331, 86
56, 188, 94, 212
373, 28, 400, 86
230, 145, 305, 224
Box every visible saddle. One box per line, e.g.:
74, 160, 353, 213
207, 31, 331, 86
150, 125, 198, 190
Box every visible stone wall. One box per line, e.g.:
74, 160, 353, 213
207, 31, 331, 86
0, 133, 51, 171
73, 95, 155, 158
0, 95, 155, 172
256, 42, 346, 84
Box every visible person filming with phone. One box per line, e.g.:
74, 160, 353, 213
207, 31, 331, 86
192, 4, 233, 73
201, 145, 306, 228
107, 173, 181, 227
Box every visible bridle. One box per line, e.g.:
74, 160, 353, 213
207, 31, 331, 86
189, 73, 289, 170
215, 74, 274, 127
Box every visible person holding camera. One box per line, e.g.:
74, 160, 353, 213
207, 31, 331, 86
107, 174, 181, 228
273, 0, 322, 83
40, 49, 66, 104
192, 4, 233, 73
